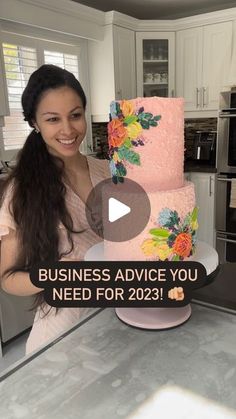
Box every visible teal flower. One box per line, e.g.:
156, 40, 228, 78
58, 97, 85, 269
109, 159, 117, 176
110, 101, 118, 119
158, 208, 173, 226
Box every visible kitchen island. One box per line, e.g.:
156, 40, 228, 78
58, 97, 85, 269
0, 304, 236, 418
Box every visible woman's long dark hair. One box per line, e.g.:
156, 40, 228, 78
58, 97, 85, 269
0, 64, 87, 312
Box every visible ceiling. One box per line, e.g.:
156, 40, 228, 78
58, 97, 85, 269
71, 0, 236, 19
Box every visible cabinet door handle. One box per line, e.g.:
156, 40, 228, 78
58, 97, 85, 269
202, 87, 207, 108
116, 89, 122, 99
209, 175, 213, 196
217, 177, 234, 182
171, 89, 175, 97
196, 88, 200, 108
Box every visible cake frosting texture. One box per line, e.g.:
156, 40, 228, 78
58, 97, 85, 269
105, 96, 198, 261
108, 97, 184, 191
104, 182, 197, 261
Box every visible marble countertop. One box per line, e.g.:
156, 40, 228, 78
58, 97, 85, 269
1, 304, 236, 418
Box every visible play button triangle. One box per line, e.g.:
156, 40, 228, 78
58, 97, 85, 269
108, 197, 131, 222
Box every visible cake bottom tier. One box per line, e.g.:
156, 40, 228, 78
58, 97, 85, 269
104, 181, 197, 261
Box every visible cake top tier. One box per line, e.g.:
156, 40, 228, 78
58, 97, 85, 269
107, 96, 184, 191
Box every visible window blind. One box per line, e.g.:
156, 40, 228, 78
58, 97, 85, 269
2, 43, 37, 150
1, 42, 79, 158
44, 50, 79, 79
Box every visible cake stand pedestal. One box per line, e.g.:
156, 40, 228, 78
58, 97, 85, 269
84, 241, 219, 330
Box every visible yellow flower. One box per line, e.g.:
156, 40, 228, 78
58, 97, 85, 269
126, 122, 142, 139
141, 239, 156, 256
120, 100, 134, 117
155, 243, 172, 261
113, 151, 120, 163
191, 219, 198, 231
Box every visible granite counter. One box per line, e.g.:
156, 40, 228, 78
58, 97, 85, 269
0, 304, 236, 418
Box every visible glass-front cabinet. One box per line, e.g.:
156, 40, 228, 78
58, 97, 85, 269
136, 32, 175, 98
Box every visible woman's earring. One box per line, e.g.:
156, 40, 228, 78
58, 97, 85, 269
34, 127, 40, 134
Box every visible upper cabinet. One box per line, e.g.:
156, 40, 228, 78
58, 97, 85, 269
88, 25, 136, 122
176, 21, 233, 113
113, 26, 136, 101
136, 32, 175, 98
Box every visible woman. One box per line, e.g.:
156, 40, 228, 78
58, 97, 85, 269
0, 64, 109, 354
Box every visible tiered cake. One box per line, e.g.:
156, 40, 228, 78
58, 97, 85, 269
104, 97, 198, 261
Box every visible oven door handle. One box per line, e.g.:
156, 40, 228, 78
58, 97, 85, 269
219, 113, 236, 118
217, 177, 235, 182
217, 237, 236, 244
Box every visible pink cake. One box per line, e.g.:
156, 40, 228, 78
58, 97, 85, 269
104, 97, 198, 261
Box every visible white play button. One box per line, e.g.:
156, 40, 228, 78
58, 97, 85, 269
85, 178, 151, 242
108, 197, 131, 222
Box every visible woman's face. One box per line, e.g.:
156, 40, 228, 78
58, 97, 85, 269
34, 86, 87, 158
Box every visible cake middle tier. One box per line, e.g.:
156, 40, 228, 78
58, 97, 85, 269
104, 181, 197, 261
108, 96, 184, 191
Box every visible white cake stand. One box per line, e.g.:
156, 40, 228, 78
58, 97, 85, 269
84, 241, 219, 330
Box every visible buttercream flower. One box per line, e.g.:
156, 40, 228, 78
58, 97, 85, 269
108, 119, 127, 148
191, 219, 198, 231
172, 233, 192, 258
155, 243, 172, 261
113, 151, 121, 163
120, 100, 134, 117
109, 159, 117, 176
110, 101, 118, 119
141, 239, 156, 256
158, 208, 173, 226
126, 121, 142, 139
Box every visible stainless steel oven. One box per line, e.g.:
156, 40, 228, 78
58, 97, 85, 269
217, 90, 236, 174
216, 175, 236, 264
193, 92, 236, 310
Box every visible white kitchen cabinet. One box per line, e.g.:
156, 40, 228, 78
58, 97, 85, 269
136, 32, 175, 98
88, 25, 136, 122
187, 172, 216, 247
176, 21, 232, 112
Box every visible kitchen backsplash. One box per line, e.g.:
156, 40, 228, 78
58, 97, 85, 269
92, 122, 109, 159
92, 118, 218, 160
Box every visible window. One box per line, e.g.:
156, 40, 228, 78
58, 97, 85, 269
2, 44, 38, 152
0, 30, 90, 163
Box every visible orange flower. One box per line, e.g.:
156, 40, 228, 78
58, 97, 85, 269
120, 100, 134, 117
108, 119, 127, 148
173, 233, 192, 258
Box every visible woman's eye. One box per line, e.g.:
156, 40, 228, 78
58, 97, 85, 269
71, 113, 81, 119
46, 117, 59, 122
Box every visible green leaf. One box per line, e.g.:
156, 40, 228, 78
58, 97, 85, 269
149, 120, 158, 127
172, 255, 180, 261
124, 138, 132, 148
116, 102, 121, 114
124, 115, 138, 125
142, 112, 153, 119
182, 214, 191, 230
116, 164, 127, 177
191, 207, 198, 222
139, 120, 150, 129
149, 228, 170, 238
154, 115, 161, 121
167, 234, 177, 247
118, 147, 141, 166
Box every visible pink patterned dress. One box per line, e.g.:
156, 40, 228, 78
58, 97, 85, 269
0, 156, 110, 354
